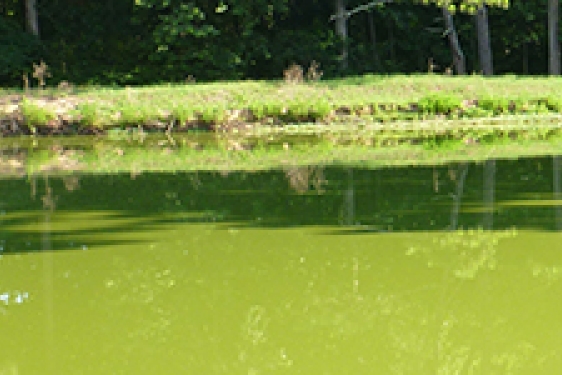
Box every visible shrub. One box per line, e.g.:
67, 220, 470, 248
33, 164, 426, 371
283, 64, 304, 84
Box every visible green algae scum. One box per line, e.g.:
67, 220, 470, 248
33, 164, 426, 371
2, 136, 562, 374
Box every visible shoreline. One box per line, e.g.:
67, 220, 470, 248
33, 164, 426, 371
2, 98, 562, 137
4, 75, 562, 137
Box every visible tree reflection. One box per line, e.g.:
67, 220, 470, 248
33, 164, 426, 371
449, 163, 469, 230
342, 168, 355, 226
554, 156, 562, 230
40, 175, 55, 374
483, 159, 496, 230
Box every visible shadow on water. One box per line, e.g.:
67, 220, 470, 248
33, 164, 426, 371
2, 155, 562, 254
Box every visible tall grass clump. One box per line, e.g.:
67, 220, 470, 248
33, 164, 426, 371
115, 102, 153, 127
417, 93, 462, 115
540, 97, 562, 112
172, 104, 198, 124
261, 102, 285, 119
307, 99, 331, 120
282, 100, 323, 122
76, 102, 104, 128
477, 96, 511, 115
20, 99, 57, 129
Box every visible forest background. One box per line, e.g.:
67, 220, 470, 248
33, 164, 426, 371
0, 0, 558, 86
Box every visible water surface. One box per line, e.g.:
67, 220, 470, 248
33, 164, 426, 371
1, 147, 562, 374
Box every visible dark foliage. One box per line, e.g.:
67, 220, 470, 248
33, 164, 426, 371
0, 16, 41, 83
0, 0, 558, 85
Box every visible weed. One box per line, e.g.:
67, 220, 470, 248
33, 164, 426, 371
284, 64, 304, 84
284, 61, 323, 84
32, 61, 51, 89
306, 61, 323, 82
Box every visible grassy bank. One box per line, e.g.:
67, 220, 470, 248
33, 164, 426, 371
3, 74, 562, 135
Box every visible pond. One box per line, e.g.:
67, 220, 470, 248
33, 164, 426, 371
1, 140, 562, 374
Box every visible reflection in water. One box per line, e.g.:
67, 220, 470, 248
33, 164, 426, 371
0, 291, 30, 307
0, 363, 18, 375
407, 228, 516, 279
284, 165, 326, 195
40, 176, 55, 375
483, 159, 496, 230
342, 168, 355, 226
554, 156, 562, 230
449, 163, 469, 230
1, 155, 562, 373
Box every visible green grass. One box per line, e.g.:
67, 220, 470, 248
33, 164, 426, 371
5, 74, 562, 132
20, 98, 57, 131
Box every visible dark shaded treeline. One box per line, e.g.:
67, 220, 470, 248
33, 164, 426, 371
0, 0, 555, 84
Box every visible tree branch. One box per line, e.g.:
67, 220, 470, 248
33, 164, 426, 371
329, 0, 394, 21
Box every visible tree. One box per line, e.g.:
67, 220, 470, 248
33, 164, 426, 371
440, 1, 508, 76
335, 0, 349, 70
134, 0, 290, 80
25, 0, 39, 37
548, 0, 560, 75
366, 9, 382, 70
0, 6, 41, 83
332, 0, 508, 75
442, 5, 466, 74
476, 2, 493, 75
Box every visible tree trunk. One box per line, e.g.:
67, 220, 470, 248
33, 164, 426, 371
442, 5, 466, 75
475, 3, 493, 75
367, 10, 382, 71
522, 40, 528, 74
335, 0, 348, 71
25, 0, 39, 38
548, 0, 560, 75
388, 18, 396, 64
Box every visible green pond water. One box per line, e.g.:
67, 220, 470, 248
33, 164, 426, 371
1, 142, 562, 374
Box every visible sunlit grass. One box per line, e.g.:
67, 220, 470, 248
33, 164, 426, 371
4, 74, 562, 131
